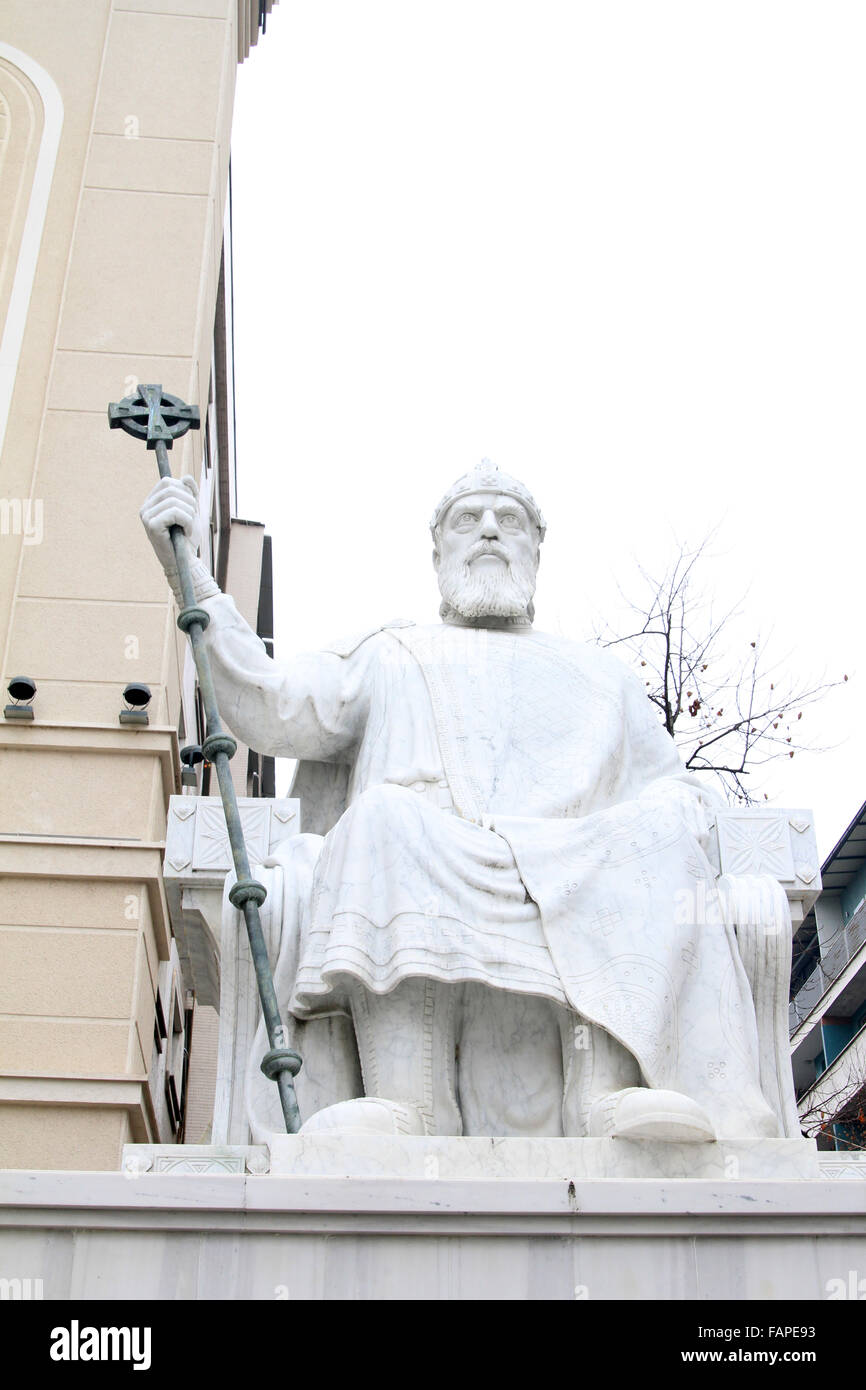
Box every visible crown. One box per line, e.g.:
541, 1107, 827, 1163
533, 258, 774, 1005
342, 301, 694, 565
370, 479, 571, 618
430, 461, 546, 540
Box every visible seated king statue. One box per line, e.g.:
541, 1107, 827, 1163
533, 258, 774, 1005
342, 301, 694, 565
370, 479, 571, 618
141, 462, 789, 1145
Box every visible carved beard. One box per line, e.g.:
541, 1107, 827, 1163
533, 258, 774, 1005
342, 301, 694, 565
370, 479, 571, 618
437, 545, 537, 623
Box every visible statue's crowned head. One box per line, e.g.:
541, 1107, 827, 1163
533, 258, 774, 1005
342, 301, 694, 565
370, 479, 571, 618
430, 462, 546, 625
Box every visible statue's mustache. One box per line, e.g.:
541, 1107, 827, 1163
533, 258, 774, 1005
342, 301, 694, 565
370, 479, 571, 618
467, 542, 509, 564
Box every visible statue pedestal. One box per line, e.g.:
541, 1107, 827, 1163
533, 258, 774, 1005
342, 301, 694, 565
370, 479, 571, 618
1, 1147, 865, 1300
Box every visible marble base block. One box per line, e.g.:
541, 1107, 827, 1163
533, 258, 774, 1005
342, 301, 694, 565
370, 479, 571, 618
266, 1134, 820, 1182
3, 1158, 865, 1301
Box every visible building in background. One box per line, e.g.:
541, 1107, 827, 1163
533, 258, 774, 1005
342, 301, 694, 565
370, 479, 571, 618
0, 0, 277, 1170
791, 799, 866, 1154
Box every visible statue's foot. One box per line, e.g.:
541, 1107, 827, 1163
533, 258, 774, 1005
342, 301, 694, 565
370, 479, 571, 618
588, 1087, 716, 1143
299, 1097, 429, 1137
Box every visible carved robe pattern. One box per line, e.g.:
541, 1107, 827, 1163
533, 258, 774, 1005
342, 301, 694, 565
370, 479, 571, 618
202, 595, 778, 1138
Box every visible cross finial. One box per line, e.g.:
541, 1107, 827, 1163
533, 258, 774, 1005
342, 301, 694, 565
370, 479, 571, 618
108, 384, 199, 450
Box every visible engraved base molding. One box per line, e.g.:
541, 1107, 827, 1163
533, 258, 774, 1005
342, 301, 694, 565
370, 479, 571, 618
122, 1143, 270, 1176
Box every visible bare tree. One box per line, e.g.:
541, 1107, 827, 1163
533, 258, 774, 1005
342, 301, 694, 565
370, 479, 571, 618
596, 535, 847, 804
798, 1072, 866, 1152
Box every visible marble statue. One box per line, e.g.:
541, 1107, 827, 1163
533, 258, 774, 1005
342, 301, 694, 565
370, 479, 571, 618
141, 462, 792, 1145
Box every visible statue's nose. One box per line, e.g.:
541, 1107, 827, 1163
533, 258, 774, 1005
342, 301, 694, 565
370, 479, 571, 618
479, 508, 500, 538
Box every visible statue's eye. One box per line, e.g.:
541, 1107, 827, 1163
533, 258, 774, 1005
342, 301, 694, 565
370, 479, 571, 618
454, 512, 477, 528
500, 513, 520, 527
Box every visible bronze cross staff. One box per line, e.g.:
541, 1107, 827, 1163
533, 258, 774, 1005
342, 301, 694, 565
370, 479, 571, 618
109, 383, 302, 1133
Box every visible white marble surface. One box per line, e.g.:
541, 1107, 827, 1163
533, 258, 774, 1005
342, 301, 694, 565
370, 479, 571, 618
3, 1166, 865, 1300
121, 1144, 270, 1176
710, 808, 821, 920
267, 1134, 820, 1181
122, 1139, 864, 1182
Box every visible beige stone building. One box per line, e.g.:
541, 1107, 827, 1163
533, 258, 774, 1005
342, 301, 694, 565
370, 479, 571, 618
0, 1, 277, 1170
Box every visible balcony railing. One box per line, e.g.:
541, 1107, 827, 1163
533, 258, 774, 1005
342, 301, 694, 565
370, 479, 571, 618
847, 899, 866, 955
790, 900, 866, 1035
790, 962, 826, 1031
797, 1021, 866, 1137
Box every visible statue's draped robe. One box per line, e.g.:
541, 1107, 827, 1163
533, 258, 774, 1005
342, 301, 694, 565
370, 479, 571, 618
203, 596, 777, 1138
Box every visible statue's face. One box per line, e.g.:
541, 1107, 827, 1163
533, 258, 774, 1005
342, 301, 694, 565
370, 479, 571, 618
434, 491, 540, 622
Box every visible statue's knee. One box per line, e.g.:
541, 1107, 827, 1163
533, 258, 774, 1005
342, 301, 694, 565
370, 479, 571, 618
345, 781, 419, 828
269, 830, 323, 861
264, 831, 322, 889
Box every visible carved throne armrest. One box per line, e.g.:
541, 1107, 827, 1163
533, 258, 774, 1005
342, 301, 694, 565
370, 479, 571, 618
706, 809, 822, 1138
162, 795, 301, 1006
162, 795, 302, 1145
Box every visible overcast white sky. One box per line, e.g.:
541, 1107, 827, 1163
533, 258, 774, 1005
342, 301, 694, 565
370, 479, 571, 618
229, 2, 865, 858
